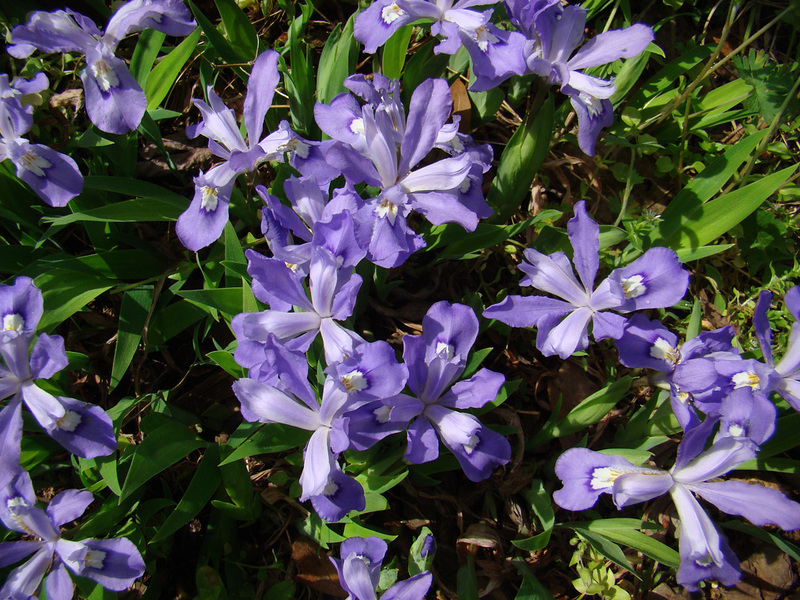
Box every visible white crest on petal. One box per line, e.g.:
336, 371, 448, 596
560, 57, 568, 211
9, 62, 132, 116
200, 186, 219, 211
91, 59, 120, 92
621, 274, 646, 298
381, 2, 406, 24
732, 370, 760, 391
19, 150, 52, 177
2, 313, 24, 332
650, 337, 680, 365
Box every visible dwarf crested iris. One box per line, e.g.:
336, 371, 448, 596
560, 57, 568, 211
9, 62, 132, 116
9, 0, 196, 134
484, 201, 689, 359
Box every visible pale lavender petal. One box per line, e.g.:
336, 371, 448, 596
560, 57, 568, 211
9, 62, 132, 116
80, 52, 146, 134
104, 0, 196, 49
0, 468, 36, 531
175, 167, 235, 252
0, 276, 42, 341
553, 448, 638, 511
568, 201, 599, 291
786, 286, 800, 319
29, 333, 68, 380
47, 396, 117, 459
441, 422, 511, 482
247, 252, 313, 311
323, 142, 381, 186
319, 319, 365, 365
0, 545, 53, 599
607, 247, 689, 311
314, 93, 365, 146
753, 290, 773, 366
673, 415, 719, 470
309, 465, 366, 522
243, 50, 280, 143
520, 248, 589, 305
21, 381, 65, 431
8, 10, 95, 57
400, 154, 471, 193
399, 78, 452, 173
354, 0, 415, 53
0, 399, 23, 490
46, 562, 74, 600
463, 27, 527, 92
14, 143, 83, 208
537, 306, 593, 359
690, 480, 800, 530
614, 314, 680, 371
672, 436, 757, 484
239, 310, 321, 348
328, 341, 408, 402
382, 571, 433, 600
0, 540, 41, 569
233, 378, 319, 428
46, 489, 93, 527
341, 549, 380, 600
423, 301, 479, 362
408, 189, 480, 231
440, 368, 504, 410
777, 378, 800, 412
612, 471, 673, 508
717, 388, 775, 445
567, 24, 654, 70
570, 95, 614, 156
483, 295, 573, 328
299, 428, 333, 499
775, 322, 800, 378
60, 537, 145, 591
405, 416, 440, 464
591, 310, 628, 341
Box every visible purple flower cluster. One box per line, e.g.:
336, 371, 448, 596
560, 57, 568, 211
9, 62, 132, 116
0, 469, 144, 599
484, 201, 690, 359
354, 0, 654, 154
0, 278, 117, 490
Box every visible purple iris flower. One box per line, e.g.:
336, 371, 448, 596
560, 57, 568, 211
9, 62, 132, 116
0, 278, 116, 489
387, 302, 511, 481
316, 76, 491, 268
753, 287, 800, 412
258, 176, 367, 277
554, 423, 800, 591
0, 74, 83, 207
330, 536, 432, 600
0, 469, 145, 599
233, 245, 365, 365
8, 0, 196, 134
479, 0, 653, 154
484, 201, 690, 359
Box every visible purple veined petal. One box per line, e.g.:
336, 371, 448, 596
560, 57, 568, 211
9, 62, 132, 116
784, 286, 800, 320
405, 416, 440, 464
246, 250, 313, 311
21, 381, 66, 431
670, 356, 727, 398
717, 388, 776, 446
299, 427, 334, 500
361, 195, 425, 268
313, 212, 369, 270
364, 106, 399, 187
242, 50, 279, 143
319, 319, 365, 365
80, 51, 146, 134
257, 334, 317, 408
239, 310, 322, 349
12, 142, 83, 208
777, 377, 800, 412
0, 467, 36, 532
672, 436, 757, 484
46, 489, 93, 528
328, 341, 408, 402
440, 368, 504, 410
418, 354, 464, 404
285, 175, 327, 228
0, 334, 32, 379
464, 27, 528, 92
408, 188, 484, 231
232, 378, 320, 429
537, 306, 593, 359
103, 0, 196, 50
343, 400, 409, 451
670, 484, 740, 591
673, 414, 719, 470
614, 314, 680, 371
0, 540, 42, 569
319, 378, 361, 427
329, 273, 363, 322
542, 4, 586, 63
569, 94, 614, 156
309, 246, 342, 316
483, 294, 573, 328
400, 153, 472, 194
422, 301, 479, 362
682, 326, 737, 360
520, 247, 589, 305
399, 78, 453, 173
188, 90, 247, 155
567, 24, 654, 71
322, 141, 382, 187
29, 333, 68, 380
341, 536, 388, 567
402, 334, 428, 398
46, 561, 74, 600
354, 0, 416, 53
591, 310, 628, 342
775, 322, 800, 379
441, 420, 512, 482
175, 166, 236, 252
690, 479, 800, 531
4, 502, 60, 542
611, 470, 673, 508
8, 10, 96, 58
382, 571, 434, 600
553, 448, 641, 511
0, 400, 23, 491
607, 246, 690, 311
431, 20, 463, 55
46, 396, 117, 459
567, 201, 600, 292
0, 545, 54, 599
309, 464, 366, 522
0, 276, 43, 341
425, 404, 480, 447
57, 537, 145, 591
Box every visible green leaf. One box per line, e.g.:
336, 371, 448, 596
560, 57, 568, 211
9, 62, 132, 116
207, 350, 245, 379
213, 0, 259, 60
150, 445, 223, 543
146, 300, 206, 347
145, 27, 201, 110
111, 287, 153, 391
570, 519, 678, 568
408, 527, 435, 576
513, 559, 555, 600
381, 25, 414, 80
219, 424, 310, 465
456, 554, 479, 600
733, 50, 800, 123
722, 520, 800, 563
486, 89, 554, 222
317, 15, 359, 105
188, 0, 247, 70
35, 270, 113, 331
130, 29, 166, 88
665, 165, 797, 251
177, 288, 248, 315
571, 528, 637, 576
120, 417, 206, 501
45, 197, 184, 226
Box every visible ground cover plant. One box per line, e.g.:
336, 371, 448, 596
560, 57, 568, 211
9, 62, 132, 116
1, 0, 799, 598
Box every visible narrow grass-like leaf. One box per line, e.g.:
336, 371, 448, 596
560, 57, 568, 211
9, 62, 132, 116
486, 89, 554, 222
317, 15, 359, 105
456, 554, 480, 600
111, 287, 153, 391
177, 288, 247, 315
146, 300, 206, 347
722, 520, 800, 563
513, 559, 556, 600
44, 197, 184, 225
219, 424, 310, 465
571, 528, 637, 576
35, 270, 113, 331
213, 0, 258, 60
120, 417, 206, 501
145, 27, 201, 110
150, 444, 222, 543
381, 25, 414, 80
570, 519, 679, 568
207, 350, 245, 379
188, 0, 247, 71
130, 29, 166, 88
